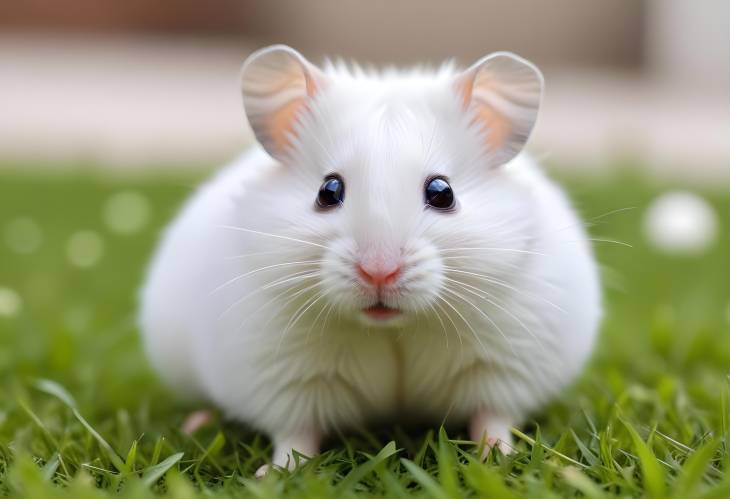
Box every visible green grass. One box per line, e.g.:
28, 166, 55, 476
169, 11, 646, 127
1, 166, 729, 498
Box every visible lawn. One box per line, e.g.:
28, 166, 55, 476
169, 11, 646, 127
1, 164, 729, 498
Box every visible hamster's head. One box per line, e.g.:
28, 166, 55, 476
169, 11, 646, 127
240, 45, 543, 329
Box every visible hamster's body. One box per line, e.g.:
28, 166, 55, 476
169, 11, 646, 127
139, 46, 601, 473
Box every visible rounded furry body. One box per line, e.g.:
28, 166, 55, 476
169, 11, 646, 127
139, 48, 601, 469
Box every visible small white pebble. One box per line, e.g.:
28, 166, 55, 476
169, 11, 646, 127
4, 217, 43, 254
67, 230, 104, 268
103, 191, 151, 235
0, 287, 22, 318
643, 191, 718, 255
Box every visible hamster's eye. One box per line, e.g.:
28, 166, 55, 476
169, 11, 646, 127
316, 175, 345, 209
425, 176, 455, 210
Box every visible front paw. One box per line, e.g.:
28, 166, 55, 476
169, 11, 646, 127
255, 463, 278, 478
482, 435, 514, 457
180, 409, 216, 435
469, 410, 514, 459
256, 429, 322, 477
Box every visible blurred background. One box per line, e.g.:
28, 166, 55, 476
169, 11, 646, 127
1, 0, 729, 179
1, 2, 730, 494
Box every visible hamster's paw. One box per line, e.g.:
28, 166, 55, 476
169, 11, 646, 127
254, 464, 276, 479
255, 429, 322, 478
485, 435, 514, 457
181, 409, 216, 435
469, 410, 515, 459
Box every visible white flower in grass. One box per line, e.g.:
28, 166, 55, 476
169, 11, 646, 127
0, 287, 22, 318
67, 230, 104, 268
4, 217, 43, 254
103, 191, 151, 235
643, 191, 718, 255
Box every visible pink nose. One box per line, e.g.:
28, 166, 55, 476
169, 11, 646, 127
357, 263, 401, 287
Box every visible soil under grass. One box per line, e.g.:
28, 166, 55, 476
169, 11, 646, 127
1, 166, 729, 498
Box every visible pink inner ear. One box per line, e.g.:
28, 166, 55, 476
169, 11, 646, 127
267, 96, 308, 151
265, 66, 320, 152
305, 71, 319, 98
456, 72, 512, 152
470, 100, 512, 151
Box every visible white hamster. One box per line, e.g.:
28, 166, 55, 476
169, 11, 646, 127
139, 45, 601, 474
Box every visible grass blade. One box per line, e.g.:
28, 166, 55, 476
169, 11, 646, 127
562, 466, 608, 499
437, 428, 459, 497
673, 437, 720, 498
621, 419, 666, 499
401, 459, 449, 499
34, 378, 129, 474
41, 453, 60, 482
337, 441, 398, 490
142, 452, 184, 487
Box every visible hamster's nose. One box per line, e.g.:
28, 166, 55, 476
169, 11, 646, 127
356, 263, 401, 287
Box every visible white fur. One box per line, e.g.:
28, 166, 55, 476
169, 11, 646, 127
139, 47, 601, 468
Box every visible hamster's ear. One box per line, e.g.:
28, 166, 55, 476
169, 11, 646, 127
241, 45, 327, 160
454, 52, 543, 165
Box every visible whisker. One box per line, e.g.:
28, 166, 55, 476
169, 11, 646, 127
432, 300, 463, 351
552, 206, 636, 233
444, 277, 545, 351
441, 262, 558, 290
306, 293, 335, 345
223, 248, 299, 260
438, 247, 547, 257
319, 300, 337, 340
217, 225, 329, 250
267, 280, 321, 319
442, 266, 566, 314
210, 260, 323, 295
435, 294, 489, 359
441, 285, 516, 356
588, 205, 636, 221
582, 237, 633, 248
276, 289, 328, 357
425, 301, 450, 350
261, 270, 320, 290
438, 256, 542, 280
248, 280, 322, 333
218, 270, 320, 320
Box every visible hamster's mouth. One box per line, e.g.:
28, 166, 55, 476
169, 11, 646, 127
362, 302, 402, 321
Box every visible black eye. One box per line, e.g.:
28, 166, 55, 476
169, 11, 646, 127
425, 176, 455, 210
316, 175, 344, 208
